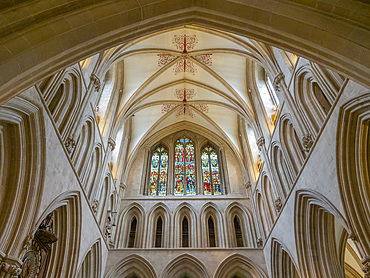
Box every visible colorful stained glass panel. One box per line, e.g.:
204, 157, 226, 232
185, 143, 196, 195
158, 152, 168, 196
210, 151, 221, 195
149, 151, 159, 196
202, 152, 211, 195
174, 143, 184, 195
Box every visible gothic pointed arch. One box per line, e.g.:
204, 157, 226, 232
76, 239, 102, 278
199, 202, 225, 248
115, 203, 145, 248
337, 93, 370, 271
279, 115, 306, 177
161, 253, 210, 278
32, 191, 82, 278
173, 203, 197, 248
105, 254, 157, 278
0, 94, 45, 275
146, 203, 171, 248
270, 238, 299, 278
214, 253, 268, 278
294, 189, 350, 278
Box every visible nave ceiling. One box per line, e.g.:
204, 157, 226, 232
94, 25, 279, 166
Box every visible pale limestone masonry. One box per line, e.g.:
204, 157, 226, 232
0, 1, 369, 278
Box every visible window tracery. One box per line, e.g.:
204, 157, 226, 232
149, 146, 168, 196
202, 145, 221, 195
174, 137, 196, 196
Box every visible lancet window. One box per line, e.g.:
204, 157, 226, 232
149, 146, 168, 196
128, 216, 137, 248
146, 135, 225, 196
202, 145, 221, 195
174, 137, 196, 196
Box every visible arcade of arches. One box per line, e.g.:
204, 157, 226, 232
0, 1, 369, 278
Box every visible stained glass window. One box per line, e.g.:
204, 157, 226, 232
149, 146, 168, 196
202, 146, 222, 195
174, 137, 196, 195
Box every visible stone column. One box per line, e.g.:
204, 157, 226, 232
0, 259, 21, 278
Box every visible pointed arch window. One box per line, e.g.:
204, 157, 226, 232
208, 216, 216, 247
182, 216, 189, 247
233, 216, 244, 247
128, 216, 137, 248
149, 146, 168, 196
155, 216, 163, 248
202, 145, 221, 195
174, 137, 196, 195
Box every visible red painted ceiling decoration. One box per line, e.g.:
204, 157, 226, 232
161, 88, 208, 118
157, 35, 212, 75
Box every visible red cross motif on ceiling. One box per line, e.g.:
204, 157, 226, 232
161, 88, 209, 118
157, 35, 212, 75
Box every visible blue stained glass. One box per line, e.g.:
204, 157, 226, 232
174, 136, 196, 195
202, 146, 222, 195
149, 147, 168, 195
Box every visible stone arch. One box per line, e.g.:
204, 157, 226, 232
225, 202, 257, 248
106, 254, 157, 278
0, 94, 45, 274
261, 173, 277, 224
255, 190, 270, 239
337, 93, 370, 272
270, 238, 299, 278
270, 141, 293, 199
199, 202, 225, 248
116, 203, 145, 248
294, 189, 349, 278
82, 143, 103, 200
279, 115, 306, 177
76, 239, 102, 278
1, 1, 368, 107
41, 67, 83, 140
34, 191, 82, 278
214, 253, 268, 278
146, 203, 171, 248
294, 66, 328, 135
73, 116, 95, 176
173, 202, 198, 248
161, 253, 210, 278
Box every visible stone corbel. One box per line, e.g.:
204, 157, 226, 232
91, 199, 99, 214
362, 256, 370, 277
90, 74, 101, 92
0, 259, 21, 277
108, 138, 116, 151
256, 136, 265, 151
273, 72, 285, 92
275, 198, 282, 212
257, 238, 263, 248
302, 133, 314, 152
64, 136, 76, 154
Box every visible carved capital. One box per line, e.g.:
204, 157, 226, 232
0, 260, 21, 276
39, 213, 54, 233
90, 74, 101, 92
302, 133, 314, 152
257, 238, 263, 248
273, 72, 285, 92
91, 199, 99, 214
64, 136, 76, 154
275, 198, 283, 212
256, 136, 265, 151
108, 138, 116, 151
362, 257, 370, 276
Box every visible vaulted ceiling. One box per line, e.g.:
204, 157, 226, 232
97, 26, 278, 163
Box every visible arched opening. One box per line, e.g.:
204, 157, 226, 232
208, 216, 216, 247
128, 217, 137, 248
182, 216, 189, 248
234, 216, 244, 248
155, 216, 163, 248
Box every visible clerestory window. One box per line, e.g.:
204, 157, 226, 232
146, 135, 225, 196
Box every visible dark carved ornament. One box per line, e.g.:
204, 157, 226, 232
20, 213, 57, 278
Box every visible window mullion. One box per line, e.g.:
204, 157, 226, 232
208, 151, 214, 195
